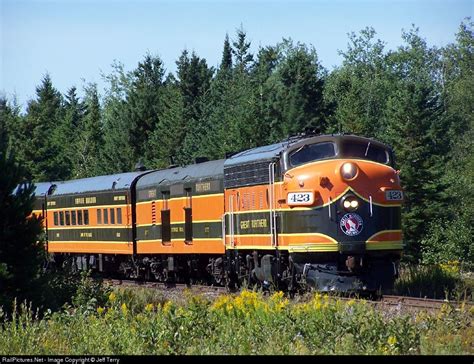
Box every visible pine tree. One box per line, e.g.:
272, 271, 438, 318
101, 61, 135, 173
59, 86, 86, 177
383, 28, 447, 261
0, 115, 44, 309
421, 20, 474, 266
251, 45, 281, 145
176, 50, 214, 163
74, 83, 103, 178
146, 83, 185, 168
232, 26, 254, 74
22, 74, 68, 181
200, 67, 258, 159
125, 55, 165, 164
0, 97, 22, 157
220, 34, 233, 74
269, 40, 327, 141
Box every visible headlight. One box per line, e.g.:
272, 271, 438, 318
341, 162, 358, 180
341, 195, 359, 212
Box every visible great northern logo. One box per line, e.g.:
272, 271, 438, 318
340, 213, 364, 236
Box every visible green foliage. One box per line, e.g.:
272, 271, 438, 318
0, 290, 472, 355
420, 20, 474, 266
268, 39, 327, 141
21, 74, 70, 181
220, 34, 233, 73
71, 271, 110, 314
125, 54, 166, 164
232, 25, 254, 74
394, 263, 473, 301
0, 125, 44, 311
72, 83, 104, 178
100, 61, 135, 173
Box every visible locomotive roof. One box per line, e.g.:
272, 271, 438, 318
50, 171, 148, 196
224, 134, 391, 168
136, 159, 225, 189
224, 141, 295, 167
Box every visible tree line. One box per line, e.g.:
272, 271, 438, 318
1, 21, 473, 271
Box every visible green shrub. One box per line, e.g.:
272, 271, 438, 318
394, 263, 473, 300
1, 289, 472, 355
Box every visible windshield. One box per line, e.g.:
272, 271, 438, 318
342, 141, 389, 164
289, 142, 336, 167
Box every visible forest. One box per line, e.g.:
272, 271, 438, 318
1, 20, 472, 271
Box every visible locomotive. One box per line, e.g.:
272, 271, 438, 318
32, 134, 403, 293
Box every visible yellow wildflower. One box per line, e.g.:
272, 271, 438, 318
347, 299, 356, 307
145, 303, 154, 312
387, 336, 397, 346
162, 301, 172, 314
211, 295, 230, 311
439, 260, 460, 275
97, 306, 104, 315
108, 292, 116, 302
121, 303, 128, 315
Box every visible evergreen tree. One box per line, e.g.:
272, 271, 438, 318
0, 116, 44, 310
125, 55, 165, 164
383, 28, 447, 261
251, 45, 281, 145
200, 68, 258, 159
269, 40, 327, 141
74, 83, 103, 178
232, 26, 254, 74
0, 97, 23, 157
146, 83, 185, 168
220, 34, 233, 74
101, 61, 135, 173
59, 86, 86, 177
22, 74, 68, 181
421, 20, 474, 267
176, 50, 214, 163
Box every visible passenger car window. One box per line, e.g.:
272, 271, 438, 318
343, 141, 389, 164
289, 142, 336, 167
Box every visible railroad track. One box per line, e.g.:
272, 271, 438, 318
102, 278, 472, 312
103, 278, 228, 294
379, 295, 472, 311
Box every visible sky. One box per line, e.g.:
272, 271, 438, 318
1, 0, 472, 110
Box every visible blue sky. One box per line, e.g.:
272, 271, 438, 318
1, 0, 472, 109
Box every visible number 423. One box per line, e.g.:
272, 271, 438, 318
287, 192, 314, 206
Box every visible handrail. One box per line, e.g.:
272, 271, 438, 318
229, 196, 235, 248
268, 162, 277, 247
221, 213, 226, 246
328, 197, 332, 219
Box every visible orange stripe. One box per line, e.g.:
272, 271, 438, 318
136, 240, 225, 254
367, 230, 402, 242
48, 241, 133, 254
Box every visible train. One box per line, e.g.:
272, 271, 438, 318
32, 133, 404, 293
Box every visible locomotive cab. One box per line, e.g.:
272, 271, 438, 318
280, 135, 403, 293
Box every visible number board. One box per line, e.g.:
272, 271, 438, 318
287, 192, 314, 206
385, 190, 403, 201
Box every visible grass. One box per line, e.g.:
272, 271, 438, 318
1, 288, 473, 355
394, 262, 474, 301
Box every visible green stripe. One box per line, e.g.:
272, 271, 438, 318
48, 227, 132, 242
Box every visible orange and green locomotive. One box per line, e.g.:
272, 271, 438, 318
33, 134, 403, 293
